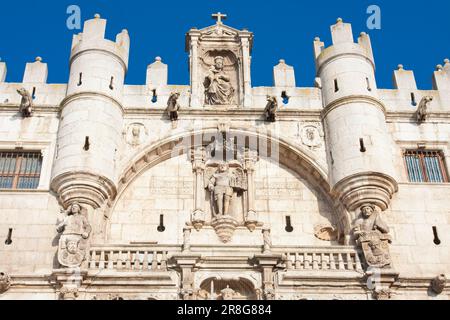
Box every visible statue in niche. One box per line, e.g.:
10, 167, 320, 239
353, 204, 392, 268
204, 56, 235, 105
264, 96, 278, 122
207, 163, 246, 217
56, 202, 92, 268
17, 88, 33, 117
167, 92, 181, 121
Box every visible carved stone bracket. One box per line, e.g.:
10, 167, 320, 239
211, 216, 239, 243
54, 269, 87, 300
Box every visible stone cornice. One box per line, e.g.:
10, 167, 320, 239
60, 92, 125, 115
322, 95, 387, 119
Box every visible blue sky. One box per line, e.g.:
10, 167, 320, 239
0, 0, 448, 89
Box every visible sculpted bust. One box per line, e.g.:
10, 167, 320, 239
204, 56, 235, 105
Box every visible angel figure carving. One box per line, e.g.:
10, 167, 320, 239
204, 56, 235, 105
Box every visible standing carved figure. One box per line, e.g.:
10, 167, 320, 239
56, 202, 92, 268
208, 163, 236, 216
17, 88, 33, 117
264, 96, 278, 122
204, 56, 235, 105
353, 204, 392, 268
167, 92, 181, 121
417, 96, 433, 123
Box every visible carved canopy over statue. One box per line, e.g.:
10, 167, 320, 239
203, 55, 235, 105
56, 202, 92, 268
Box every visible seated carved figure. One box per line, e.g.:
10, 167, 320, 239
204, 56, 235, 105
353, 204, 392, 268
17, 88, 33, 117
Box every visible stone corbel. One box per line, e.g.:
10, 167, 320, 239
55, 269, 87, 300
244, 149, 259, 231
191, 147, 207, 230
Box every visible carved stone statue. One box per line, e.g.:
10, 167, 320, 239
56, 202, 92, 268
264, 96, 278, 122
167, 92, 181, 121
417, 96, 433, 123
204, 56, 235, 105
220, 285, 236, 300
353, 204, 392, 268
431, 274, 446, 295
0, 272, 11, 294
17, 88, 33, 117
207, 163, 236, 216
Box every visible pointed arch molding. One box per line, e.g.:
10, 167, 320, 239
111, 128, 333, 209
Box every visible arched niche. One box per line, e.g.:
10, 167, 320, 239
106, 128, 351, 244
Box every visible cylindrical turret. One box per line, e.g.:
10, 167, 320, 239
51, 14, 130, 210
314, 19, 397, 212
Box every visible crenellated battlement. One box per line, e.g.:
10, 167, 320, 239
314, 18, 375, 74
0, 16, 447, 113
70, 14, 130, 71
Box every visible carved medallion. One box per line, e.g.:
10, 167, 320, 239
299, 123, 323, 149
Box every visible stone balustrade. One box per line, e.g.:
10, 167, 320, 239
87, 245, 181, 272
275, 247, 364, 272
87, 245, 363, 273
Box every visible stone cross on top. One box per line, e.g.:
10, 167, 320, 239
212, 12, 227, 24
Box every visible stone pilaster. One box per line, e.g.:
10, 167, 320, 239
254, 254, 283, 300
172, 255, 202, 300
191, 147, 206, 230
244, 149, 259, 231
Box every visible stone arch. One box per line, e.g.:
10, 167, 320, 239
199, 277, 257, 300
108, 128, 351, 240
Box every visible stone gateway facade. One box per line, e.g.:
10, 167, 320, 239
0, 13, 449, 300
